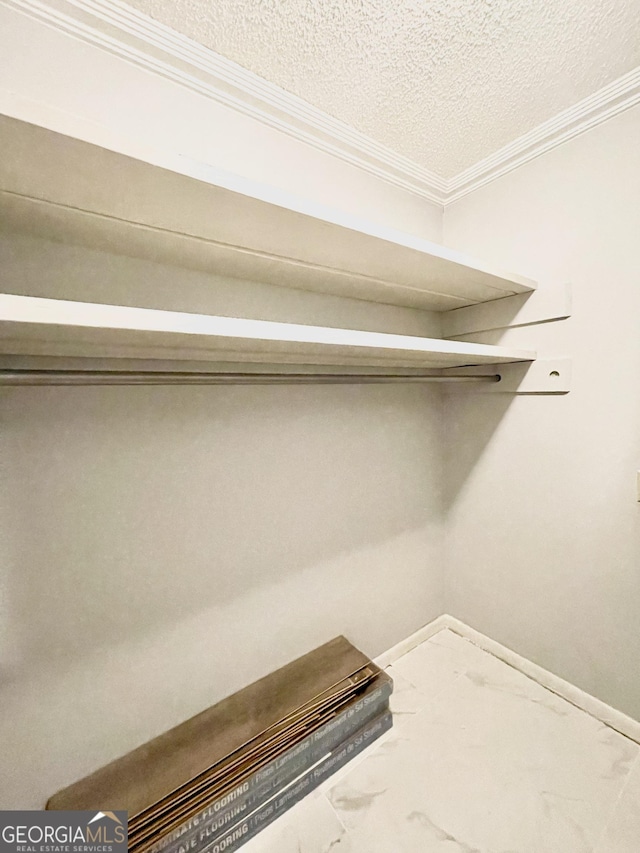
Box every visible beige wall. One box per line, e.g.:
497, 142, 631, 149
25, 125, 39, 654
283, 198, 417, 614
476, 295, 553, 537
0, 224, 444, 812
0, 369, 444, 808
0, 3, 448, 809
443, 105, 640, 720
4, 0, 639, 812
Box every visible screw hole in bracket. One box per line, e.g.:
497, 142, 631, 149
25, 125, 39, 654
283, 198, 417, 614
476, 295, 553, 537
549, 370, 560, 377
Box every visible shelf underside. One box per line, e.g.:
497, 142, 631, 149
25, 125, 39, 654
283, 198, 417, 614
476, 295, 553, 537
0, 295, 536, 370
0, 114, 536, 312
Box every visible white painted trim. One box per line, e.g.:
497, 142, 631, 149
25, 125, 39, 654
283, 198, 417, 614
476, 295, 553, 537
441, 283, 571, 338
3, 1, 639, 206
447, 67, 640, 203
445, 616, 640, 745
2, 0, 447, 204
378, 614, 640, 744
374, 614, 452, 669
442, 358, 572, 394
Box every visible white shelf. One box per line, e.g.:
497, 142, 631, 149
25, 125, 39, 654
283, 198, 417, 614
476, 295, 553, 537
0, 114, 537, 313
0, 295, 536, 369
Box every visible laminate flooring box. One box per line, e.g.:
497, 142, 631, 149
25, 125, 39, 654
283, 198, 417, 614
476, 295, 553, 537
47, 637, 393, 853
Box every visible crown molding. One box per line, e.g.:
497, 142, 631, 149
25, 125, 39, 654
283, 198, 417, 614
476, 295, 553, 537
3, 0, 448, 204
446, 66, 640, 204
4, 0, 640, 208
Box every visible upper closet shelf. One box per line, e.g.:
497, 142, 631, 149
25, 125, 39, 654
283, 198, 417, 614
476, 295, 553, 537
0, 114, 536, 313
0, 295, 535, 369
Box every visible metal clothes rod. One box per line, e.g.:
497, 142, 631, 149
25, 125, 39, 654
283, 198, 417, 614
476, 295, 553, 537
0, 370, 501, 386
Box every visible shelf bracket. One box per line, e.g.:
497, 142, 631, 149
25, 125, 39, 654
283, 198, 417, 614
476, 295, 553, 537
442, 283, 571, 339
441, 358, 572, 394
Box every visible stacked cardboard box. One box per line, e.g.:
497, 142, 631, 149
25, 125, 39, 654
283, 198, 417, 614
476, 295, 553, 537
47, 637, 392, 853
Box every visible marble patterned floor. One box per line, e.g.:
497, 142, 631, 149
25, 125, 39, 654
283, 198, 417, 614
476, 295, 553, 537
241, 629, 640, 853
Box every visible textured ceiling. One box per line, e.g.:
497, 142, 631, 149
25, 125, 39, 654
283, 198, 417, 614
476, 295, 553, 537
125, 0, 640, 178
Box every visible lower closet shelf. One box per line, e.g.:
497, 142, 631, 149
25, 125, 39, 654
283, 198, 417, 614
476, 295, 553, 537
0, 295, 536, 369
